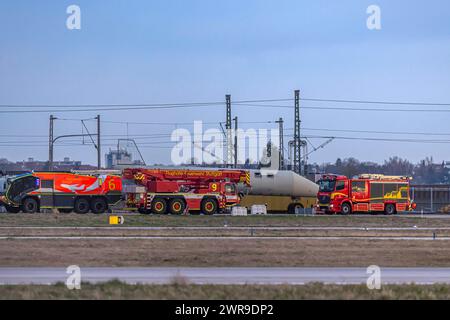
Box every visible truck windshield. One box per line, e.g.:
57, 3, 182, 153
318, 180, 336, 192
225, 184, 236, 194
6, 176, 38, 202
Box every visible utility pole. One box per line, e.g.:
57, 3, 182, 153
48, 115, 56, 171
293, 90, 301, 175
301, 140, 308, 176
275, 117, 284, 170
233, 116, 238, 168
225, 94, 233, 167
97, 115, 101, 169
49, 116, 101, 170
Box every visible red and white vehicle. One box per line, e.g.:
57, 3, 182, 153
0, 172, 122, 213
315, 174, 416, 215
123, 168, 250, 215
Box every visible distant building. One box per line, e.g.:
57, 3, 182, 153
105, 149, 144, 169
442, 159, 450, 169
0, 157, 97, 172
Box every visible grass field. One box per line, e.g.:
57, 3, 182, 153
2, 280, 450, 299
0, 228, 448, 237
1, 212, 450, 227
2, 214, 450, 267
2, 238, 450, 267
2, 214, 450, 300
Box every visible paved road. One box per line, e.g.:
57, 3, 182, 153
1, 267, 450, 285
0, 235, 448, 240
1, 226, 449, 230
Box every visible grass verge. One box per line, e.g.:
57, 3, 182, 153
2, 280, 450, 299
2, 239, 450, 267
1, 213, 450, 228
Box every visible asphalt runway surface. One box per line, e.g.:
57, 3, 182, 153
1, 267, 450, 285
0, 235, 448, 240
0, 226, 449, 230
0, 225, 447, 240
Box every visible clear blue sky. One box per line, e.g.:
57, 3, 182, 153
1, 0, 450, 166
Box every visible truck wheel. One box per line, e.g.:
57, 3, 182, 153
288, 203, 304, 214
341, 203, 352, 215
151, 198, 167, 214
201, 198, 218, 215
22, 197, 39, 214
385, 204, 396, 215
91, 197, 108, 214
169, 199, 185, 215
138, 207, 150, 214
5, 204, 21, 213
74, 198, 90, 214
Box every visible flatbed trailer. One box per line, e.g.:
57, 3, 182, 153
239, 194, 316, 214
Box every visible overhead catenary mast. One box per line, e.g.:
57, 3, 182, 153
225, 94, 234, 167
275, 117, 284, 170
293, 90, 301, 175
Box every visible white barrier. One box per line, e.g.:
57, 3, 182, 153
231, 206, 248, 216
251, 205, 267, 215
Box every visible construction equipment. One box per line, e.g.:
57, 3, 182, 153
0, 172, 122, 213
315, 174, 415, 215
122, 168, 250, 215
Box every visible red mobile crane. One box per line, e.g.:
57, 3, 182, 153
122, 168, 250, 215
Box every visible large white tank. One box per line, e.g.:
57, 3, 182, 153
240, 170, 319, 197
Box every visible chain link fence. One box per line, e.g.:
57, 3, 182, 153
411, 185, 450, 213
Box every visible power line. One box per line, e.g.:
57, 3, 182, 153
234, 103, 450, 112
4, 126, 450, 141
1, 95, 450, 113
3, 96, 450, 108
0, 98, 291, 110
99, 120, 274, 126
299, 128, 450, 136
3, 135, 450, 148
0, 101, 224, 109
303, 135, 450, 143
4, 123, 450, 140
0, 104, 220, 114
300, 97, 450, 106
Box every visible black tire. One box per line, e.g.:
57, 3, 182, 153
58, 208, 72, 214
138, 207, 150, 214
4, 204, 21, 213
385, 203, 396, 215
169, 198, 186, 215
201, 198, 218, 215
151, 198, 167, 214
341, 202, 352, 215
288, 203, 304, 214
22, 197, 39, 214
91, 197, 108, 214
74, 198, 90, 214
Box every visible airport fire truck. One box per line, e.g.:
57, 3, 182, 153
123, 168, 250, 214
0, 172, 122, 213
315, 174, 416, 215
